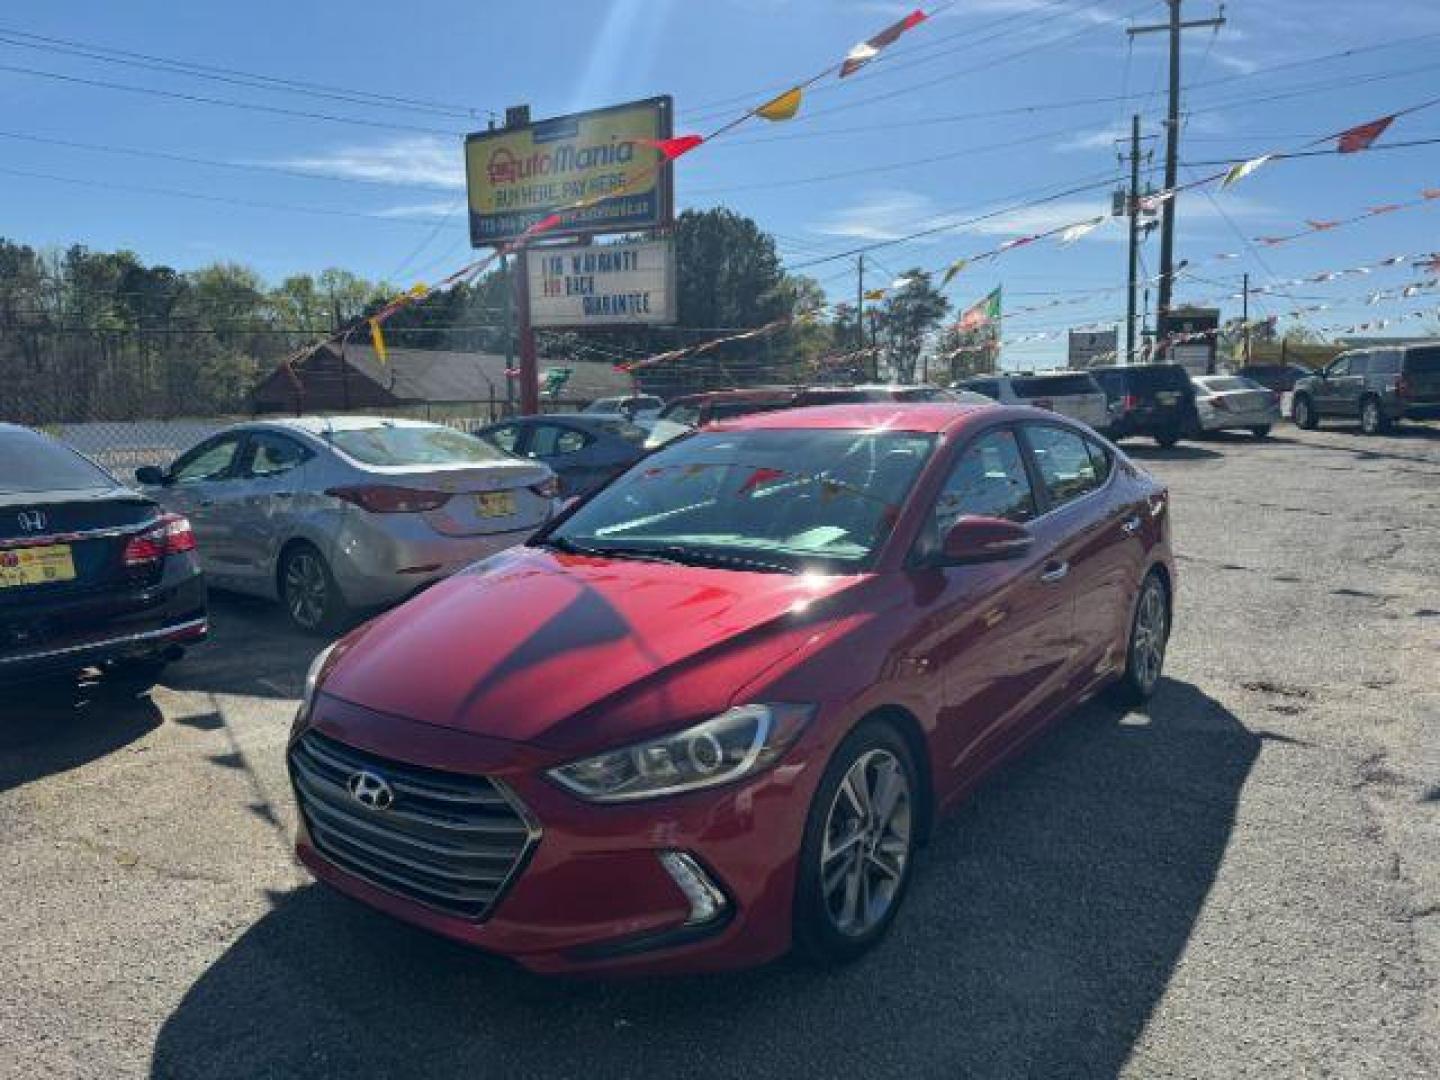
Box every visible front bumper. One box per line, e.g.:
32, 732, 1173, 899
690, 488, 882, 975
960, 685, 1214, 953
291, 695, 821, 975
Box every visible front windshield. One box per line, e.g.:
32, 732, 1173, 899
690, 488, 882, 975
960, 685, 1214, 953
544, 428, 936, 573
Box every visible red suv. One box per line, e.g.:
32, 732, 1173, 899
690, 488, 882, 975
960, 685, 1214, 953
289, 404, 1174, 974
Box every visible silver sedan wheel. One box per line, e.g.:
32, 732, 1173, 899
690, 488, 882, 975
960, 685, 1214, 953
283, 551, 329, 631
1361, 398, 1381, 435
821, 749, 912, 938
1131, 580, 1168, 694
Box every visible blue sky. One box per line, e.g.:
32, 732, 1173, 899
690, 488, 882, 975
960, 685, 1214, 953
3, 0, 1439, 365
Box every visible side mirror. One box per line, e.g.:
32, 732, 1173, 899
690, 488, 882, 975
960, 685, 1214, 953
135, 465, 169, 486
940, 516, 1033, 565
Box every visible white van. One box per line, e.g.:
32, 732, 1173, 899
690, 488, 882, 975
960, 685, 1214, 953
954, 372, 1110, 430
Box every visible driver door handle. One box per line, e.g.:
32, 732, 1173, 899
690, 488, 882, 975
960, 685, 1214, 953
1039, 561, 1070, 584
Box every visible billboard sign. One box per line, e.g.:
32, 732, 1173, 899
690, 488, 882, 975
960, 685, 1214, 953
527, 238, 677, 328
1068, 328, 1118, 368
465, 97, 673, 246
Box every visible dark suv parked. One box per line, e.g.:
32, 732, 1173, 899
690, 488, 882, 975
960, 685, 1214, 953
1292, 343, 1440, 434
1088, 364, 1200, 447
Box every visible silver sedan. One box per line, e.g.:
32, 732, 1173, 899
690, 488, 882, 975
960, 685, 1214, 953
137, 417, 558, 632
1192, 375, 1282, 438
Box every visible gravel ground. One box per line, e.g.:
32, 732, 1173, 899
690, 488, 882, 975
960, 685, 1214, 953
2, 422, 1436, 1080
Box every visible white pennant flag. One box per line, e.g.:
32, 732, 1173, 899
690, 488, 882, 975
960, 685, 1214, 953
1059, 215, 1107, 245
1222, 153, 1273, 188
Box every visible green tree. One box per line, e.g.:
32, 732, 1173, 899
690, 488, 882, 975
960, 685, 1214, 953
875, 270, 950, 383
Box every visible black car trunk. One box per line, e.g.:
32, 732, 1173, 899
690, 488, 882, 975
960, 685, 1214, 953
0, 487, 160, 606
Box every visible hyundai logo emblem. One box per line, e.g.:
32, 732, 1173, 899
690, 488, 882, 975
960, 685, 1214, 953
347, 770, 395, 811
17, 509, 46, 533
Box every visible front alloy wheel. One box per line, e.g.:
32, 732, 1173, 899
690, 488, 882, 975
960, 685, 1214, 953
1360, 396, 1387, 436
281, 546, 346, 634
796, 722, 919, 964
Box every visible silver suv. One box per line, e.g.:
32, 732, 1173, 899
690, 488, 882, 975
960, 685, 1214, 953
1292, 343, 1440, 435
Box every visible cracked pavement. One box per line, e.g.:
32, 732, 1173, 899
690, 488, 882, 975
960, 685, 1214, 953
1, 422, 1436, 1079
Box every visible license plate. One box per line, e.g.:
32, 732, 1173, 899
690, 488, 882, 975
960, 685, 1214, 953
476, 491, 516, 518
0, 544, 76, 588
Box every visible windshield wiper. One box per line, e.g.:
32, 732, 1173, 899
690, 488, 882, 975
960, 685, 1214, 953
544, 536, 687, 565
644, 545, 799, 575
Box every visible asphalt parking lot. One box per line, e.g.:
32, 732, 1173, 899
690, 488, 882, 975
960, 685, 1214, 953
3, 422, 1438, 1080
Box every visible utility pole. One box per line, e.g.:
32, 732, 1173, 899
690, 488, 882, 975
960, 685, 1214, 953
1128, 2, 1225, 333
1241, 271, 1250, 366
1126, 114, 1142, 365
501, 253, 515, 415
856, 254, 865, 353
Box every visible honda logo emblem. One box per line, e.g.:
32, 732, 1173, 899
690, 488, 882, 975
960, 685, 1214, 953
16, 510, 47, 533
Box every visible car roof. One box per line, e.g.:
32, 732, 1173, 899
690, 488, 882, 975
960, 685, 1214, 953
710, 402, 999, 434
248, 415, 448, 435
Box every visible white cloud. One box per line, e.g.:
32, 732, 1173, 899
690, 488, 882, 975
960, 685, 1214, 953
810, 191, 1123, 246
810, 191, 944, 242
372, 200, 462, 220
264, 136, 464, 190
1054, 125, 1127, 153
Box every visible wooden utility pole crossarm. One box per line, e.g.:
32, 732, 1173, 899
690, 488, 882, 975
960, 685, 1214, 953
1128, 2, 1225, 326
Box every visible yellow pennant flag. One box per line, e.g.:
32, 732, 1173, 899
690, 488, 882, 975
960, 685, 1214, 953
368, 318, 388, 364
756, 86, 803, 122
406, 283, 428, 299
941, 258, 968, 287
1222, 153, 1272, 189
863, 288, 886, 301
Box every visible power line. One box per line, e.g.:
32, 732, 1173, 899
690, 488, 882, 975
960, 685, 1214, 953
0, 61, 464, 136
0, 25, 487, 119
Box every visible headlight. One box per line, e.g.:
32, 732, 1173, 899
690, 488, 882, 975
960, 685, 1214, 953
292, 641, 338, 733
547, 703, 813, 803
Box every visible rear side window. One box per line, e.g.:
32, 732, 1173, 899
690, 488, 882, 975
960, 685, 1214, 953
662, 402, 701, 426
0, 429, 114, 493
1011, 375, 1099, 398
483, 424, 523, 454
1401, 347, 1440, 374
329, 424, 507, 466
247, 433, 310, 477
933, 428, 1037, 530
1368, 352, 1401, 376
595, 420, 651, 445
1024, 424, 1102, 508
529, 425, 592, 457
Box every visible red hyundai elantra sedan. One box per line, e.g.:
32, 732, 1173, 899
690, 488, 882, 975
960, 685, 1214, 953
288, 403, 1174, 974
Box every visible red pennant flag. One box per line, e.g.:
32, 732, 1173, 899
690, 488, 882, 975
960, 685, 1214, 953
528, 212, 564, 235
1306, 219, 1340, 231
840, 10, 927, 78
645, 135, 704, 160
1257, 236, 1287, 246
1368, 204, 1402, 216
1423, 188, 1440, 200
1337, 115, 1395, 153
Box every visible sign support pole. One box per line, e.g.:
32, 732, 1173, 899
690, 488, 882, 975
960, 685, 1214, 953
515, 247, 540, 415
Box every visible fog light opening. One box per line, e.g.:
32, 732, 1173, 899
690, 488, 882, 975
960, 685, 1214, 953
658, 851, 728, 926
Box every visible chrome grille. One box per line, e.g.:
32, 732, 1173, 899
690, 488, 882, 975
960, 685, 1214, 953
289, 730, 539, 921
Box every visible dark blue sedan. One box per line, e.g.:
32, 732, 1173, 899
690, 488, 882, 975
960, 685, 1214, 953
474, 414, 688, 497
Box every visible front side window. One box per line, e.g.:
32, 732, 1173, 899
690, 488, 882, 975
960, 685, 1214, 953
546, 428, 936, 572
932, 428, 1037, 538
1327, 356, 1352, 378
1024, 424, 1102, 508
662, 402, 701, 426
172, 436, 243, 484
329, 424, 507, 466
483, 424, 523, 454
529, 425, 591, 457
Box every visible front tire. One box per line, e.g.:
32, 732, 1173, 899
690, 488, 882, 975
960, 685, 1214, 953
1293, 394, 1318, 430
1359, 395, 1388, 436
1154, 430, 1180, 449
794, 721, 919, 965
1108, 572, 1170, 705
280, 544, 348, 635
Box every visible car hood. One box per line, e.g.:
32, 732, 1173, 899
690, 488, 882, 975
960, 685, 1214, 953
320, 546, 863, 753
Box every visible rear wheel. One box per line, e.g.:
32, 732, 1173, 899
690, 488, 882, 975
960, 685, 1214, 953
1154, 430, 1180, 449
1250, 425, 1272, 438
1108, 572, 1170, 705
1359, 395, 1389, 436
1293, 394, 1318, 429
280, 544, 348, 635
795, 721, 918, 965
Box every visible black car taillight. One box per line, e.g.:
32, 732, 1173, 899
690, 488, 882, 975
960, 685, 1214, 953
123, 514, 197, 567
326, 485, 452, 513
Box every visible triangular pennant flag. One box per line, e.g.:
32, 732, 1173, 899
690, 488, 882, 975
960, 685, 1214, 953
941, 258, 968, 287
1222, 153, 1273, 188
1423, 189, 1440, 200
529, 212, 564, 235
863, 288, 886, 301
1382, 254, 1408, 265
756, 87, 803, 122
368, 318, 388, 364
1215, 252, 1241, 260
1306, 219, 1339, 231
645, 135, 704, 161
1138, 189, 1176, 212
1337, 115, 1395, 153
1368, 204, 1402, 215
998, 235, 1037, 253
1059, 215, 1106, 244
1256, 236, 1287, 246
840, 9, 927, 78
889, 275, 917, 290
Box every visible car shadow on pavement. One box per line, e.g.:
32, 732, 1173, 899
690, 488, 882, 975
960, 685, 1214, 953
161, 590, 334, 701
149, 678, 1257, 1080
1120, 443, 1223, 462
0, 678, 162, 792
